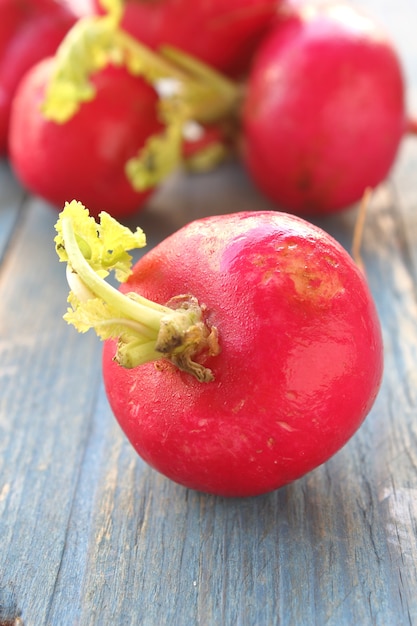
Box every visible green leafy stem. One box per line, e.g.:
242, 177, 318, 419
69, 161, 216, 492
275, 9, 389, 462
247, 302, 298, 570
55, 201, 220, 382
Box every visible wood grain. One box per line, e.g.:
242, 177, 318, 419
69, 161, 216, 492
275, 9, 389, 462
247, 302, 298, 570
1, 1, 417, 624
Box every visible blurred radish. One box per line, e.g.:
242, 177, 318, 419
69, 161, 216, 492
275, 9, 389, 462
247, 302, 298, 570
181, 121, 235, 172
92, 0, 280, 77
8, 8, 240, 217
0, 0, 79, 154
241, 1, 407, 215
9, 56, 163, 218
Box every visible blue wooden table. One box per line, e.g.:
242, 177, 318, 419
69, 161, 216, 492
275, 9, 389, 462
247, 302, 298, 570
1, 1, 417, 624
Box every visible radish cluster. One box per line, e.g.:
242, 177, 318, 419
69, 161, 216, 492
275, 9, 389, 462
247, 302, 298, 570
38, 0, 390, 497
4, 0, 412, 217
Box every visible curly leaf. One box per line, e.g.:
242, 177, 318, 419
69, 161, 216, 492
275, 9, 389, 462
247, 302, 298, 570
54, 200, 146, 281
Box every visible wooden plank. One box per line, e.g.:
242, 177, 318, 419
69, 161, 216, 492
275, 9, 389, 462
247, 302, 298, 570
0, 161, 25, 262
0, 197, 104, 625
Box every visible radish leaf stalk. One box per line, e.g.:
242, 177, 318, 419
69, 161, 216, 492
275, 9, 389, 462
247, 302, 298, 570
55, 201, 220, 381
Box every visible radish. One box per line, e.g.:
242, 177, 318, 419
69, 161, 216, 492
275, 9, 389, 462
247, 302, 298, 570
9, 56, 163, 218
181, 121, 235, 173
92, 0, 280, 77
8, 10, 239, 217
55, 200, 383, 497
0, 0, 79, 154
241, 0, 407, 215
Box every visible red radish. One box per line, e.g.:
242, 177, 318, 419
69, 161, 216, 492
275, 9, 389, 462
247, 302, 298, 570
7, 10, 241, 217
241, 1, 407, 215
92, 0, 279, 78
181, 122, 234, 172
0, 0, 79, 154
9, 56, 163, 218
55, 202, 383, 497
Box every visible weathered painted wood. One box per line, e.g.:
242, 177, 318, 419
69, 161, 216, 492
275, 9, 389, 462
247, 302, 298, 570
0, 197, 104, 625
1, 1, 417, 625
0, 161, 25, 263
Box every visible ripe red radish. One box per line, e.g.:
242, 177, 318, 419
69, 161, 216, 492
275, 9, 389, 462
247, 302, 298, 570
181, 121, 235, 172
92, 0, 280, 77
7, 9, 242, 217
55, 201, 383, 497
9, 56, 163, 218
241, 1, 407, 215
0, 0, 79, 154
